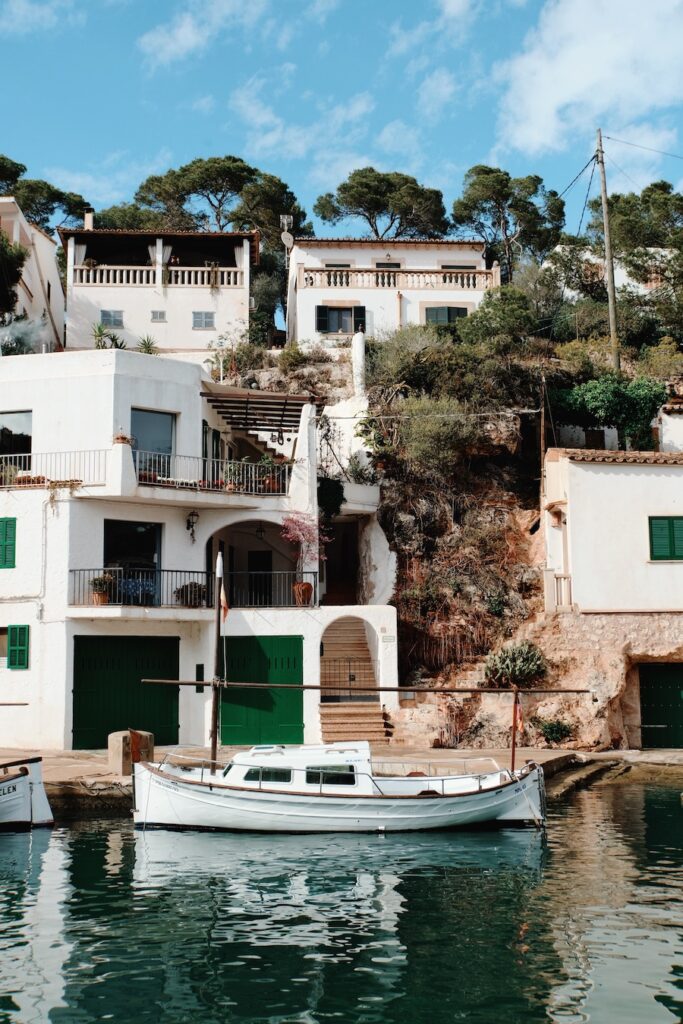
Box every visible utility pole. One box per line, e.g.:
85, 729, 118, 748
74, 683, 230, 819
596, 128, 620, 371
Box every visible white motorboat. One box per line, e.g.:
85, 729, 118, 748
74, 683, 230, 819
0, 757, 54, 831
133, 742, 546, 833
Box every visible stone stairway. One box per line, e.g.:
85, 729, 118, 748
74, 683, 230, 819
320, 617, 391, 742
319, 703, 392, 744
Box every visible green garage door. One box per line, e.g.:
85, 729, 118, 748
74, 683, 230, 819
639, 664, 683, 748
221, 636, 303, 746
73, 636, 179, 749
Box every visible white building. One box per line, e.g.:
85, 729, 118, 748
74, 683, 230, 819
286, 238, 498, 345
542, 445, 683, 748
0, 350, 397, 750
59, 213, 257, 362
0, 197, 64, 349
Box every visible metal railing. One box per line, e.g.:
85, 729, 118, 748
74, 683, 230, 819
70, 568, 318, 609
69, 568, 214, 608
225, 571, 318, 608
554, 573, 573, 609
134, 451, 291, 495
300, 267, 496, 291
0, 450, 108, 488
321, 659, 378, 702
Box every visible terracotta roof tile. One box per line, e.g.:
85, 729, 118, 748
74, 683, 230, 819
548, 447, 683, 465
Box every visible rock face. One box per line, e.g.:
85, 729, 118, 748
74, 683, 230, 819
389, 610, 683, 751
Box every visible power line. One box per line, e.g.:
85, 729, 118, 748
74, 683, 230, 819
603, 149, 643, 192
558, 155, 597, 199
603, 135, 683, 162
577, 158, 597, 235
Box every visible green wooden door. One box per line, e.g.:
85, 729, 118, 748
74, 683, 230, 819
639, 664, 683, 748
73, 636, 179, 749
221, 636, 303, 745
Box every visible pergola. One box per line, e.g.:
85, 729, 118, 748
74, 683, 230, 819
200, 383, 322, 435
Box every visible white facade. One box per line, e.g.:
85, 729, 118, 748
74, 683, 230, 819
0, 197, 64, 348
60, 223, 256, 363
286, 238, 498, 345
543, 447, 683, 613
0, 350, 397, 750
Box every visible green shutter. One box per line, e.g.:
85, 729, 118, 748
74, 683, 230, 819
426, 307, 449, 325
0, 518, 16, 569
8, 625, 29, 670
353, 306, 366, 332
650, 517, 676, 559
315, 306, 329, 333
672, 519, 683, 558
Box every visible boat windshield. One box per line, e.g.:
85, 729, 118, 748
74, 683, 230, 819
244, 767, 292, 784
306, 765, 356, 786
222, 764, 233, 778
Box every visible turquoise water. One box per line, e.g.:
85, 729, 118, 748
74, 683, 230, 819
0, 781, 681, 1023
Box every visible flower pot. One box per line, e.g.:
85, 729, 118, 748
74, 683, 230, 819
293, 581, 313, 606
92, 591, 109, 606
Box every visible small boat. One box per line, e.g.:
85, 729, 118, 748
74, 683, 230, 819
133, 742, 546, 833
0, 757, 54, 831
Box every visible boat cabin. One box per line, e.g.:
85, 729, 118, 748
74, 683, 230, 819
224, 742, 372, 792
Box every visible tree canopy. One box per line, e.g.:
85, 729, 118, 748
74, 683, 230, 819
314, 167, 449, 239
0, 232, 27, 315
230, 172, 312, 251
452, 165, 564, 281
0, 153, 88, 230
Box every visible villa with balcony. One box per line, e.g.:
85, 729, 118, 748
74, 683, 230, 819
0, 349, 398, 751
59, 212, 258, 363
286, 237, 499, 346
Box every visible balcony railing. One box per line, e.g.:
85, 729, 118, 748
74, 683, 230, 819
225, 571, 318, 608
69, 569, 318, 609
0, 451, 108, 488
321, 659, 379, 703
73, 265, 244, 288
299, 267, 495, 291
134, 451, 290, 496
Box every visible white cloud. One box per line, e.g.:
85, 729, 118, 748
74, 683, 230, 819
44, 148, 173, 206
137, 0, 269, 70
308, 151, 376, 190
189, 94, 216, 114
418, 68, 457, 121
307, 0, 339, 21
0, 0, 80, 34
386, 0, 478, 59
495, 0, 683, 156
377, 119, 422, 157
601, 122, 680, 193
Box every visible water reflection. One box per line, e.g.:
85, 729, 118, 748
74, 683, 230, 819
0, 783, 679, 1024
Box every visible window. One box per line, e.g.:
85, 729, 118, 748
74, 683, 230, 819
324, 263, 351, 269
0, 412, 31, 456
375, 261, 401, 269
8, 625, 29, 670
441, 264, 476, 271
151, 310, 166, 323
101, 310, 124, 328
649, 517, 683, 560
316, 305, 365, 334
192, 311, 215, 330
244, 767, 292, 783
425, 306, 468, 325
306, 765, 356, 786
0, 519, 16, 569
131, 409, 175, 467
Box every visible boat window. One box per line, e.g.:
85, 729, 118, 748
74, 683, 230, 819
222, 764, 233, 777
244, 768, 292, 783
306, 765, 356, 786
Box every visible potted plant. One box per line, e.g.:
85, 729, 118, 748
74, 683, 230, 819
174, 581, 207, 608
224, 457, 248, 493
281, 513, 330, 606
89, 572, 114, 606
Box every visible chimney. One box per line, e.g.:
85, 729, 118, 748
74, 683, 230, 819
83, 208, 95, 231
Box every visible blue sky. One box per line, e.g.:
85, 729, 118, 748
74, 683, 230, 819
2, 0, 683, 235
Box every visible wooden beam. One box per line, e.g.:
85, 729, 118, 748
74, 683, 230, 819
142, 678, 591, 695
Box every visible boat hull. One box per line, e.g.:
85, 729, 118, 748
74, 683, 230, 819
133, 763, 545, 833
0, 771, 32, 831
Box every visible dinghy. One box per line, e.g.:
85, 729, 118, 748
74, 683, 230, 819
0, 757, 54, 831
133, 742, 545, 833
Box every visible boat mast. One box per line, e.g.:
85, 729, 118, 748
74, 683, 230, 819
510, 688, 519, 772
209, 551, 223, 774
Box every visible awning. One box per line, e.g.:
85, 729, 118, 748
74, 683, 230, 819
200, 384, 322, 433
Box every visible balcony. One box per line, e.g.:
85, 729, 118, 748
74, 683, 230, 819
73, 265, 244, 288
0, 451, 108, 488
299, 266, 496, 291
68, 569, 318, 609
134, 452, 290, 496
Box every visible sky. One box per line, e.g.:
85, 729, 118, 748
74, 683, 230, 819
2, 0, 683, 236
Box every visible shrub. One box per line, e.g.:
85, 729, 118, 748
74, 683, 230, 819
234, 342, 272, 372
137, 335, 159, 355
638, 337, 683, 380
484, 641, 548, 689
458, 286, 536, 347
365, 324, 439, 388
279, 342, 309, 373
397, 395, 481, 475
317, 476, 345, 519
307, 343, 333, 363
532, 717, 573, 744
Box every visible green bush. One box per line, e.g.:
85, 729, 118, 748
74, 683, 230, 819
532, 717, 572, 744
484, 641, 548, 689
366, 324, 439, 388
458, 286, 536, 347
234, 342, 271, 371
397, 395, 481, 475
638, 337, 683, 380
278, 342, 309, 373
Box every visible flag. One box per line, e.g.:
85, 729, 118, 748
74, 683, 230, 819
515, 699, 524, 732
220, 578, 229, 622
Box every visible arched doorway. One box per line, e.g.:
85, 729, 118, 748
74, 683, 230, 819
320, 617, 377, 703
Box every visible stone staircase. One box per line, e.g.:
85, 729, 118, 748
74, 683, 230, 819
319, 703, 392, 744
319, 617, 391, 742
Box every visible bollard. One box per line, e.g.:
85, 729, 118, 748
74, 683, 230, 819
108, 729, 154, 776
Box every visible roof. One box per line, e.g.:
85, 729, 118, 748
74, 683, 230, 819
547, 447, 683, 466
201, 383, 323, 432
293, 237, 485, 249
0, 196, 57, 245
58, 227, 260, 263
232, 742, 372, 768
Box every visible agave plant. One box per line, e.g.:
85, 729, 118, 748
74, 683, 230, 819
91, 322, 111, 349
107, 333, 127, 349
137, 334, 159, 355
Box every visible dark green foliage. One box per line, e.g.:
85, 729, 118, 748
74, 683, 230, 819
452, 165, 564, 280
317, 477, 346, 519
95, 203, 170, 230
230, 172, 313, 251
278, 342, 309, 373
0, 233, 28, 314
552, 374, 666, 448
458, 287, 536, 347
532, 717, 573, 744
314, 167, 449, 239
484, 641, 548, 689
12, 179, 87, 229
0, 155, 26, 194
